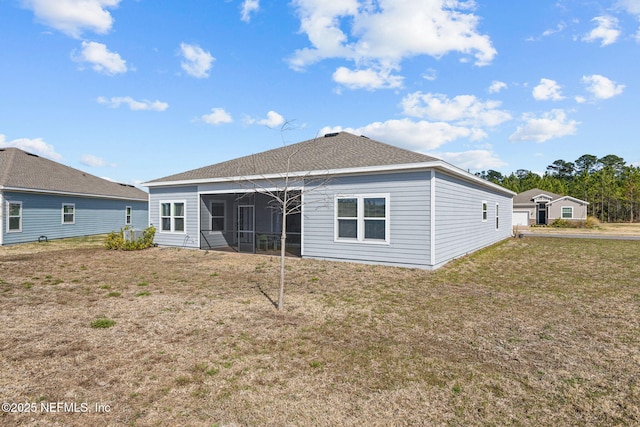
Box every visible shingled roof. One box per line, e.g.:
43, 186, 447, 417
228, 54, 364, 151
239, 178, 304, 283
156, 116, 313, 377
0, 147, 148, 201
146, 132, 440, 184
513, 188, 563, 206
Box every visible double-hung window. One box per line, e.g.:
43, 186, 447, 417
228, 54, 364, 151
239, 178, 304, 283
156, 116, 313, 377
62, 204, 75, 224
125, 206, 132, 225
561, 207, 573, 219
482, 201, 488, 222
335, 194, 389, 243
160, 201, 185, 233
495, 203, 500, 229
8, 202, 22, 232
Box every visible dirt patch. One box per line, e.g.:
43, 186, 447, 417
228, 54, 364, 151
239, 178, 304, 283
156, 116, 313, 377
0, 236, 639, 425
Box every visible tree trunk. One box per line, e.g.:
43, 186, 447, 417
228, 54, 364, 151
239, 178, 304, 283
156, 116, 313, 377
278, 200, 287, 311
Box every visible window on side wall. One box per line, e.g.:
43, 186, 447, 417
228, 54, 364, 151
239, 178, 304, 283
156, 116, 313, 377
482, 201, 488, 222
335, 195, 389, 243
495, 203, 500, 229
562, 206, 573, 219
62, 204, 75, 224
125, 206, 132, 225
160, 201, 186, 233
8, 201, 22, 232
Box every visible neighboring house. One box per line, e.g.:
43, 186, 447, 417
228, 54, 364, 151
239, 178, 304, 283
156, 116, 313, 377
513, 188, 589, 226
143, 132, 515, 270
0, 147, 148, 245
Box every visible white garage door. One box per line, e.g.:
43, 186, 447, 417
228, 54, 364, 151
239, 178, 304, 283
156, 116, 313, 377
513, 211, 529, 226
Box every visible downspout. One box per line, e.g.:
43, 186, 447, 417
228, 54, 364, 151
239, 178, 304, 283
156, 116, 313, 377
430, 170, 436, 267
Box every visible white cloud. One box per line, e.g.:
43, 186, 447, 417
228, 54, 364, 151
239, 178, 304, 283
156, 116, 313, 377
488, 80, 507, 94
435, 150, 507, 171
97, 96, 168, 111
80, 154, 115, 167
21, 0, 121, 38
289, 0, 496, 84
200, 108, 233, 125
259, 111, 285, 127
582, 16, 621, 46
616, 0, 640, 16
321, 118, 482, 152
74, 41, 127, 75
422, 68, 437, 81
180, 43, 215, 78
509, 109, 579, 143
532, 78, 565, 101
581, 74, 625, 99
240, 0, 260, 22
401, 92, 512, 127
332, 66, 403, 90
0, 134, 63, 160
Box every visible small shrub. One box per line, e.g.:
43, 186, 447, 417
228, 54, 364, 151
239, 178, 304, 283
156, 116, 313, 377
105, 225, 156, 251
585, 216, 601, 229
550, 218, 570, 228
91, 318, 115, 329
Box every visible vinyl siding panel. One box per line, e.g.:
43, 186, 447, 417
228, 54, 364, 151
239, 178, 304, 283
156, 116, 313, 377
302, 171, 432, 268
2, 191, 148, 245
433, 171, 512, 266
548, 199, 588, 220
148, 186, 199, 248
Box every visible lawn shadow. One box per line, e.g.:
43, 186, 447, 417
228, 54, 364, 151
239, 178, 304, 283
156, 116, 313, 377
256, 282, 278, 309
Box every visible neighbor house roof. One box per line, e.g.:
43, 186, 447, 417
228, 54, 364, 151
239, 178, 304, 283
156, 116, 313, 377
513, 188, 562, 206
513, 188, 588, 206
144, 132, 514, 196
0, 147, 148, 201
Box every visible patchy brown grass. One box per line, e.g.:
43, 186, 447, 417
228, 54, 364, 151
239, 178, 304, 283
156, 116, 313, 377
0, 236, 639, 426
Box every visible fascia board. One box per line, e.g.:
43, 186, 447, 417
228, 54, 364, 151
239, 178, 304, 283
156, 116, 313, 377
144, 161, 516, 196
0, 186, 148, 202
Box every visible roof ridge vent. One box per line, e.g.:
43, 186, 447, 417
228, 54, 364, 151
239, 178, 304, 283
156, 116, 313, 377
324, 132, 339, 138
26, 152, 40, 157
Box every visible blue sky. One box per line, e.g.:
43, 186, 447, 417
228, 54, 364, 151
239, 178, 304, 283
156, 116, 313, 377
1, 0, 638, 187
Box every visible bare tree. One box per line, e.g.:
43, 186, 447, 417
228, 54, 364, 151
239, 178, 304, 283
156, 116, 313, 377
237, 122, 331, 310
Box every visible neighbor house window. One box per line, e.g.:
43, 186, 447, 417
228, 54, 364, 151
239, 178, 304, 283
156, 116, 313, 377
482, 201, 488, 222
125, 206, 132, 225
62, 204, 75, 224
562, 206, 573, 219
335, 195, 389, 243
8, 202, 22, 232
211, 201, 226, 231
495, 203, 500, 229
160, 201, 185, 233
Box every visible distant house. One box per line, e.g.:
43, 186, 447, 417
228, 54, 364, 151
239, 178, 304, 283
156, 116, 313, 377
144, 132, 514, 270
0, 147, 148, 245
513, 188, 589, 226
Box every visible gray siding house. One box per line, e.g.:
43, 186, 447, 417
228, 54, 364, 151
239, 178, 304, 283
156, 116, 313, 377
0, 147, 148, 245
143, 132, 514, 270
513, 188, 589, 226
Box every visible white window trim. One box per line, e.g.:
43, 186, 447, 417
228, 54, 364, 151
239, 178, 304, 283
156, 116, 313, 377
561, 206, 573, 219
125, 206, 132, 225
482, 201, 488, 222
159, 200, 187, 234
7, 201, 22, 233
334, 194, 390, 245
62, 203, 75, 225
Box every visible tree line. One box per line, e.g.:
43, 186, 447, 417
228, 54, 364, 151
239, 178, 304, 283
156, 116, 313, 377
476, 154, 640, 223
